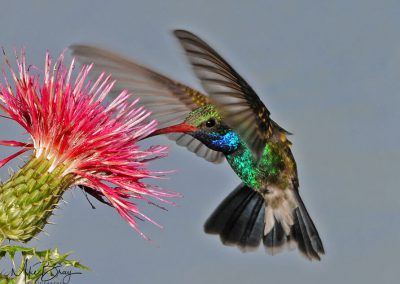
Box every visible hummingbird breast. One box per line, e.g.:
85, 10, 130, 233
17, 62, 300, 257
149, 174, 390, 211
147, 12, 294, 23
225, 140, 294, 192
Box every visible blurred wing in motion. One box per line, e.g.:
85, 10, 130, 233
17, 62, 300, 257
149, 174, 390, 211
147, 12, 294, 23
70, 44, 224, 164
174, 30, 274, 162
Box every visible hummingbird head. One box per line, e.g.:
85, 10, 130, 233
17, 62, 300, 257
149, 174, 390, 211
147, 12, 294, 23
150, 105, 241, 154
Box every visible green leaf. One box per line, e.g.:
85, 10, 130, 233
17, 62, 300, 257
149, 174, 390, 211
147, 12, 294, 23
0, 245, 90, 282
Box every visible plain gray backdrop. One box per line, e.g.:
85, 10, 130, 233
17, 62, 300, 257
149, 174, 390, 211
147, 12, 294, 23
1, 0, 399, 283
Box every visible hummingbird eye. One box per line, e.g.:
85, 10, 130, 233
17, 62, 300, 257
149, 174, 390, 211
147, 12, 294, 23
205, 118, 216, 128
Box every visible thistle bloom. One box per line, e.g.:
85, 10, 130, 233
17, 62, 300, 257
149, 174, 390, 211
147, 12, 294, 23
0, 50, 179, 243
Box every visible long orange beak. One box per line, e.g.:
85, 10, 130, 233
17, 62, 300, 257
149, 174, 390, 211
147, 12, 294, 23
146, 122, 198, 138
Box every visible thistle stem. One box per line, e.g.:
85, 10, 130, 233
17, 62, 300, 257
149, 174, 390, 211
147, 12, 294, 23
0, 155, 75, 243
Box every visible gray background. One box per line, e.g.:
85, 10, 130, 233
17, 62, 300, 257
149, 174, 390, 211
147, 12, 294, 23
1, 0, 399, 283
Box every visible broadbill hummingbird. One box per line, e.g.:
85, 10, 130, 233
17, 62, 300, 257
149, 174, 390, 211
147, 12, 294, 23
71, 30, 324, 260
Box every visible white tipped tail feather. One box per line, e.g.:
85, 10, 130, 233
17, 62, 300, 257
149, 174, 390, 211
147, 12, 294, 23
263, 186, 297, 236
204, 183, 325, 260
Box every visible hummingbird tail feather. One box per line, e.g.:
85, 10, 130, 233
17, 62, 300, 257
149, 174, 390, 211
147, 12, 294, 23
204, 184, 324, 260
204, 183, 265, 250
263, 187, 324, 260
289, 190, 325, 259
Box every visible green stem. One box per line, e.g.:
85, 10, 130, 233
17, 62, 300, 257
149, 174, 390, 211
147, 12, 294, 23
0, 155, 74, 243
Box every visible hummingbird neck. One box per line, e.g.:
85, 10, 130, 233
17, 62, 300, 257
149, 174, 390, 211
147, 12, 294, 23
224, 142, 261, 189
194, 130, 240, 154
209, 131, 240, 153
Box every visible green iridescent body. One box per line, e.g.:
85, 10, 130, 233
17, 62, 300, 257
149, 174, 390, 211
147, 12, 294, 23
225, 141, 296, 192
185, 105, 296, 193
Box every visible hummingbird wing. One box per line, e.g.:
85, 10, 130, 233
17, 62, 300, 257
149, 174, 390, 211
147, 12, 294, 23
174, 30, 273, 162
70, 44, 224, 164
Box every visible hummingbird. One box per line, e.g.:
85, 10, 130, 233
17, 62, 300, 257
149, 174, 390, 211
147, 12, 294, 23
70, 30, 324, 260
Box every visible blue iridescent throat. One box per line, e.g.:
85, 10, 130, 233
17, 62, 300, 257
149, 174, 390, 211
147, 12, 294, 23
210, 131, 240, 153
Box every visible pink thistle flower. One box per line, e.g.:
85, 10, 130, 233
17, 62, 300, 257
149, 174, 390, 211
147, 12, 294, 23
0, 50, 179, 243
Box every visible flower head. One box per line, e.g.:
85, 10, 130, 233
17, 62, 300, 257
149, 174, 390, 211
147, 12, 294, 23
0, 50, 179, 242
